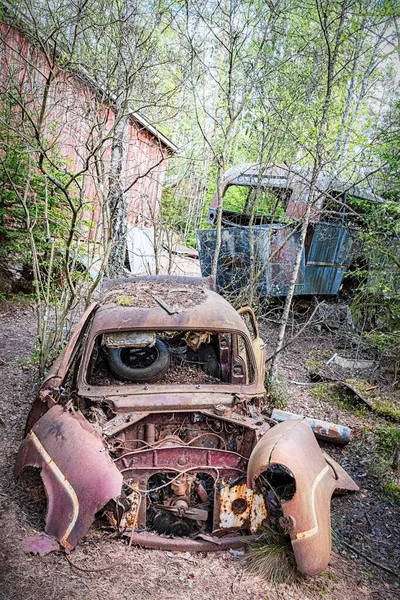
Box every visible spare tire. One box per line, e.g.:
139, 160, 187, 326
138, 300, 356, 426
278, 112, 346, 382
107, 339, 170, 382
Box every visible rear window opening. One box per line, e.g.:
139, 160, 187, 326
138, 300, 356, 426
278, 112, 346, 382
87, 330, 255, 386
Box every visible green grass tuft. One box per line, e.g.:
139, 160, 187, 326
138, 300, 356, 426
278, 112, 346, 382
369, 424, 400, 503
373, 400, 400, 423
264, 375, 292, 409
311, 382, 369, 416
245, 528, 299, 584
383, 482, 400, 504
374, 424, 400, 452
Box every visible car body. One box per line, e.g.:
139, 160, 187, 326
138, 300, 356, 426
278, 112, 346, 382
16, 275, 358, 575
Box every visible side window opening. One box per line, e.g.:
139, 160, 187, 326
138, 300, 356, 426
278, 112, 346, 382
235, 333, 255, 384
239, 309, 258, 340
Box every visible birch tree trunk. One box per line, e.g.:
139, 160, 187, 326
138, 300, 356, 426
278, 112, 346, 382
269, 0, 348, 377
107, 106, 128, 278
105, 0, 131, 278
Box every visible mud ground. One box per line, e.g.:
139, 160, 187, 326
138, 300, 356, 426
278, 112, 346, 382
0, 301, 399, 600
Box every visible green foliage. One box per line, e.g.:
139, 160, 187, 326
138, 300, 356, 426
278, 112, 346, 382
305, 350, 333, 379
377, 101, 400, 203
370, 424, 400, 504
374, 424, 400, 454
160, 185, 193, 243
264, 374, 291, 409
0, 134, 67, 273
0, 103, 96, 371
223, 186, 287, 219
115, 295, 133, 306
348, 102, 400, 382
383, 482, 400, 504
222, 185, 248, 213
311, 382, 369, 417
373, 400, 400, 423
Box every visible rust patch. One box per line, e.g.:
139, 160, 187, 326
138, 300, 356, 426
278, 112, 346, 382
219, 481, 267, 532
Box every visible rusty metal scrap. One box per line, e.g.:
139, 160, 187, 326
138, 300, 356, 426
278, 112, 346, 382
247, 419, 358, 576
15, 405, 123, 549
22, 534, 60, 556
219, 481, 267, 533
271, 408, 351, 445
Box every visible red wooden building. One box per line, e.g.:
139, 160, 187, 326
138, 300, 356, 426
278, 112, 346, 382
0, 20, 177, 276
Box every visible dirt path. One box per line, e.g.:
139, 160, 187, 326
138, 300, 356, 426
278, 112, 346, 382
0, 301, 399, 600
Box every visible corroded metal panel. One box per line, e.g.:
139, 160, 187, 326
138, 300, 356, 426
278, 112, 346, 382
197, 225, 305, 297
219, 481, 267, 533
269, 226, 305, 295
304, 224, 354, 295
15, 405, 123, 549
247, 420, 359, 576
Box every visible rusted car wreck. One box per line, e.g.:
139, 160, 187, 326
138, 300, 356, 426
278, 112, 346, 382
16, 276, 358, 576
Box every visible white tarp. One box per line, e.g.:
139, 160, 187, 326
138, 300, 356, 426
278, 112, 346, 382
126, 227, 156, 274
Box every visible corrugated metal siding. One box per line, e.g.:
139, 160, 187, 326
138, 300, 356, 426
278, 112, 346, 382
304, 224, 353, 295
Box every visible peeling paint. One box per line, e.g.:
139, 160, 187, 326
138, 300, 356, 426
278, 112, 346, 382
219, 481, 267, 532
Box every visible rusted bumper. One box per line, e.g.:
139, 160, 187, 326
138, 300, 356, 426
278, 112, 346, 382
127, 531, 258, 552
247, 419, 359, 576
15, 405, 123, 549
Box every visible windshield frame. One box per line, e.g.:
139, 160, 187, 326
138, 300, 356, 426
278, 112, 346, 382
77, 325, 261, 397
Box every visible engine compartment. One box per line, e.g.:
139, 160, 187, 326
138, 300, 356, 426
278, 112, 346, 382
147, 471, 214, 537
98, 411, 260, 538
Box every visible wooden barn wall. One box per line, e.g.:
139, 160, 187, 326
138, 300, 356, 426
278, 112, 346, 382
0, 22, 170, 242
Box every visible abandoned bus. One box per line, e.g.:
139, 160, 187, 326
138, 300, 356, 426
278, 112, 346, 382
197, 164, 382, 297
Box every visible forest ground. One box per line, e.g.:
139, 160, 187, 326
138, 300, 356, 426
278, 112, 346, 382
0, 299, 399, 600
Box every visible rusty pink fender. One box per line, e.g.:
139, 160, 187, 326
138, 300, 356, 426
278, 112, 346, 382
15, 405, 123, 550
247, 419, 359, 576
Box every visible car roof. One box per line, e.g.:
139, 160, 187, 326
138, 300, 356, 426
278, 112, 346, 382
90, 284, 250, 338
221, 163, 384, 203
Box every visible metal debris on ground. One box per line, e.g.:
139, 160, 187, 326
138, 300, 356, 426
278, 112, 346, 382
271, 408, 351, 445
22, 534, 60, 556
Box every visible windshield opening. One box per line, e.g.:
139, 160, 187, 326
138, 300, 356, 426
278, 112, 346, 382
223, 185, 288, 217
87, 329, 255, 387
